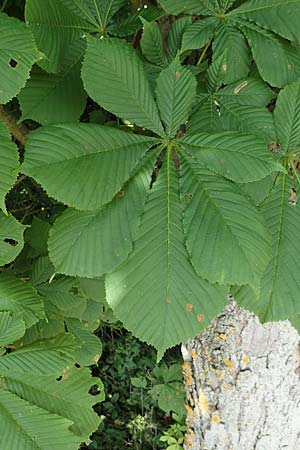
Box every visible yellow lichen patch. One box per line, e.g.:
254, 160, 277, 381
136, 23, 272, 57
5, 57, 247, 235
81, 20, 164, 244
224, 358, 235, 371
211, 411, 221, 423
219, 333, 227, 340
182, 360, 193, 385
191, 350, 198, 360
203, 348, 209, 356
198, 389, 210, 415
228, 326, 235, 333
185, 403, 194, 417
243, 354, 250, 366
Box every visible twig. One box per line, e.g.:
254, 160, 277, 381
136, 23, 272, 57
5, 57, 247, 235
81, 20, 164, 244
0, 105, 29, 145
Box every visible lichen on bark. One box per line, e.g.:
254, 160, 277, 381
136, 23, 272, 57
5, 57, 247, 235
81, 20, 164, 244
182, 300, 300, 450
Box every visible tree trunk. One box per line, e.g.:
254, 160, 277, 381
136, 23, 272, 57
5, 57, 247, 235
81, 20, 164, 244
182, 300, 300, 450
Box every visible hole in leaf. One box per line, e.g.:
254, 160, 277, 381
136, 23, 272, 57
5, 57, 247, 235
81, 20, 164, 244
56, 376, 62, 381
9, 59, 18, 68
3, 238, 18, 246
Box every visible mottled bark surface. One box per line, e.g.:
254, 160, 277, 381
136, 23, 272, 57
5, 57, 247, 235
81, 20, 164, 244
182, 301, 300, 450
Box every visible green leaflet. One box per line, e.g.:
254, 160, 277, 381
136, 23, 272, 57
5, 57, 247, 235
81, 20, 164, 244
66, 318, 102, 366
23, 123, 157, 211
239, 20, 300, 88
274, 79, 300, 152
156, 59, 197, 138
168, 16, 192, 60
106, 149, 227, 358
25, 0, 89, 73
0, 213, 26, 266
181, 17, 218, 53
159, 0, 214, 15
178, 131, 281, 183
0, 312, 25, 347
0, 121, 19, 213
232, 0, 300, 41
0, 13, 41, 103
140, 19, 167, 68
212, 24, 251, 84
82, 36, 165, 136
180, 154, 271, 289
234, 174, 300, 322
60, 0, 127, 30
48, 153, 156, 277
0, 274, 44, 329
18, 47, 87, 125
0, 367, 103, 446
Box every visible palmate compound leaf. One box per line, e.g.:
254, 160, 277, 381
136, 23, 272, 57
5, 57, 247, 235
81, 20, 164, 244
0, 273, 44, 330
0, 213, 26, 266
234, 174, 300, 323
22, 123, 158, 211
106, 149, 227, 359
156, 58, 197, 139
82, 36, 165, 136
0, 121, 19, 213
48, 152, 157, 278
159, 0, 215, 15
0, 13, 41, 103
180, 153, 271, 289
178, 131, 282, 183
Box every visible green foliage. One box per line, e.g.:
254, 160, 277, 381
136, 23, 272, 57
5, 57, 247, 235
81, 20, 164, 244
1, 0, 300, 448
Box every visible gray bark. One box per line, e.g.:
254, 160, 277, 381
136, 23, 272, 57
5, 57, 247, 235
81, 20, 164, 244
182, 300, 300, 450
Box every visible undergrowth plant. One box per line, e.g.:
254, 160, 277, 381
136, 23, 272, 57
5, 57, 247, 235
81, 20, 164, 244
1, 0, 300, 448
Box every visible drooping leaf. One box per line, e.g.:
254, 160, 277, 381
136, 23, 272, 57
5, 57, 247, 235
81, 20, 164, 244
178, 131, 282, 183
0, 273, 44, 329
0, 213, 26, 266
25, 0, 89, 73
0, 366, 102, 449
0, 121, 19, 212
82, 36, 165, 136
0, 312, 25, 347
48, 154, 156, 277
156, 59, 197, 138
181, 17, 218, 53
106, 149, 227, 358
0, 13, 41, 103
23, 123, 157, 210
180, 154, 271, 288
140, 19, 167, 68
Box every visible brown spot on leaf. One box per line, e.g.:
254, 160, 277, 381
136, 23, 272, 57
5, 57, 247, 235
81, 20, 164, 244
268, 142, 281, 153
220, 159, 225, 165
118, 191, 125, 198
288, 64, 292, 70
186, 303, 193, 312
197, 314, 204, 322
175, 71, 181, 78
93, 354, 100, 363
